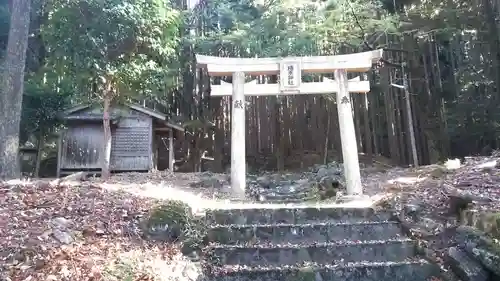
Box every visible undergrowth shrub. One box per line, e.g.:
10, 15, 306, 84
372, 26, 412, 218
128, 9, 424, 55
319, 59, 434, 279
142, 200, 207, 254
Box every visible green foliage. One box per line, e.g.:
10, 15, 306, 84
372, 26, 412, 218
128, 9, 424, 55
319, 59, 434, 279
20, 74, 70, 142
145, 200, 193, 231
191, 0, 398, 58
41, 0, 181, 102
3, 0, 500, 162
143, 200, 207, 253
103, 260, 137, 281
291, 267, 316, 281
0, 0, 8, 58
308, 177, 340, 201
319, 0, 399, 46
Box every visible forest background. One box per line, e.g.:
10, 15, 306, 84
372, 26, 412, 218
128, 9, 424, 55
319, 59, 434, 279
1, 0, 498, 178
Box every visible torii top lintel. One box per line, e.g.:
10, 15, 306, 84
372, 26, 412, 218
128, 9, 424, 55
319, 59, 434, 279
195, 49, 383, 76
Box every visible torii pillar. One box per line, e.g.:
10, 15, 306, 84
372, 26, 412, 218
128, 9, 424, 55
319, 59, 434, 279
231, 71, 246, 198
196, 50, 384, 199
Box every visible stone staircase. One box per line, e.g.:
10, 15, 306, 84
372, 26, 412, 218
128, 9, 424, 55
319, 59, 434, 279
201, 206, 444, 281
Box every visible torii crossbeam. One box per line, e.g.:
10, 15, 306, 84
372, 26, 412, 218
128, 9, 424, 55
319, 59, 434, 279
196, 49, 384, 199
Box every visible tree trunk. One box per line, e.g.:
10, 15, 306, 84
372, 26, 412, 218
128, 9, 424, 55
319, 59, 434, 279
213, 98, 224, 172
101, 88, 112, 180
352, 95, 363, 152
362, 92, 373, 161
368, 72, 380, 156
323, 102, 331, 164
274, 98, 284, 171
34, 130, 44, 177
403, 67, 419, 167
0, 0, 31, 180
381, 66, 398, 164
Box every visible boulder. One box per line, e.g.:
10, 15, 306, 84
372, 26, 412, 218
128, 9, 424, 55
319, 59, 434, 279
456, 226, 500, 277
445, 246, 489, 281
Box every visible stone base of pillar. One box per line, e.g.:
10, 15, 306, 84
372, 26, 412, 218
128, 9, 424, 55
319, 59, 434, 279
229, 186, 247, 200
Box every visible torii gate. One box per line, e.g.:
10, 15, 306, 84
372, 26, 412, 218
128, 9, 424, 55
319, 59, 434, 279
196, 50, 384, 199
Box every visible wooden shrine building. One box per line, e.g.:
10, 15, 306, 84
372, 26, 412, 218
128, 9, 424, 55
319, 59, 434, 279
57, 103, 184, 176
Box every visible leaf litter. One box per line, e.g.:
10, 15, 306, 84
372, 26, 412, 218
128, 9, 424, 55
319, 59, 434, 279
366, 154, 500, 277
0, 180, 197, 281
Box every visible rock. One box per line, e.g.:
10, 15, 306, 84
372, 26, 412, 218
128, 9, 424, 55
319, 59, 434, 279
50, 217, 72, 230
316, 166, 329, 178
420, 217, 443, 233
206, 178, 222, 189
201, 171, 213, 177
190, 177, 222, 189
182, 261, 201, 280
241, 161, 347, 203
280, 184, 296, 193
256, 175, 272, 188
52, 228, 73, 244
271, 173, 282, 182
49, 217, 74, 244
314, 162, 344, 181
296, 178, 309, 185
285, 173, 303, 181
466, 243, 500, 277
445, 246, 489, 281
319, 176, 333, 188
317, 176, 339, 200
403, 203, 422, 219
456, 226, 500, 277
448, 194, 473, 218
456, 226, 492, 246
256, 176, 276, 189
327, 165, 343, 176
50, 172, 88, 186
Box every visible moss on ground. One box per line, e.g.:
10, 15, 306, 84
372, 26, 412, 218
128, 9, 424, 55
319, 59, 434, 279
142, 200, 208, 254
291, 267, 316, 281
307, 178, 340, 201
461, 210, 500, 240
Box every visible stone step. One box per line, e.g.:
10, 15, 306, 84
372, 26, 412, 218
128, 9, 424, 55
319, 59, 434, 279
254, 194, 315, 203
207, 221, 403, 244
205, 239, 416, 266
445, 247, 489, 281
249, 186, 310, 195
251, 194, 315, 203
203, 259, 442, 281
254, 189, 310, 197
206, 207, 393, 225
258, 198, 315, 204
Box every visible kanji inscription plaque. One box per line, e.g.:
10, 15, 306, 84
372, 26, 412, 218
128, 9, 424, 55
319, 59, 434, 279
280, 60, 301, 93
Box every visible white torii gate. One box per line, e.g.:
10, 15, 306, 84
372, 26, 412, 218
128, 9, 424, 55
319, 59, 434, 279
196, 50, 384, 199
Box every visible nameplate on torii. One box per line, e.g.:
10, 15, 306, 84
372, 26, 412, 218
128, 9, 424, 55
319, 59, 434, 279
212, 76, 369, 96
280, 59, 301, 94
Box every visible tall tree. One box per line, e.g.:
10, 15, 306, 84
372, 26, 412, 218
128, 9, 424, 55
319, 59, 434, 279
0, 0, 9, 58
0, 0, 31, 179
42, 0, 181, 179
